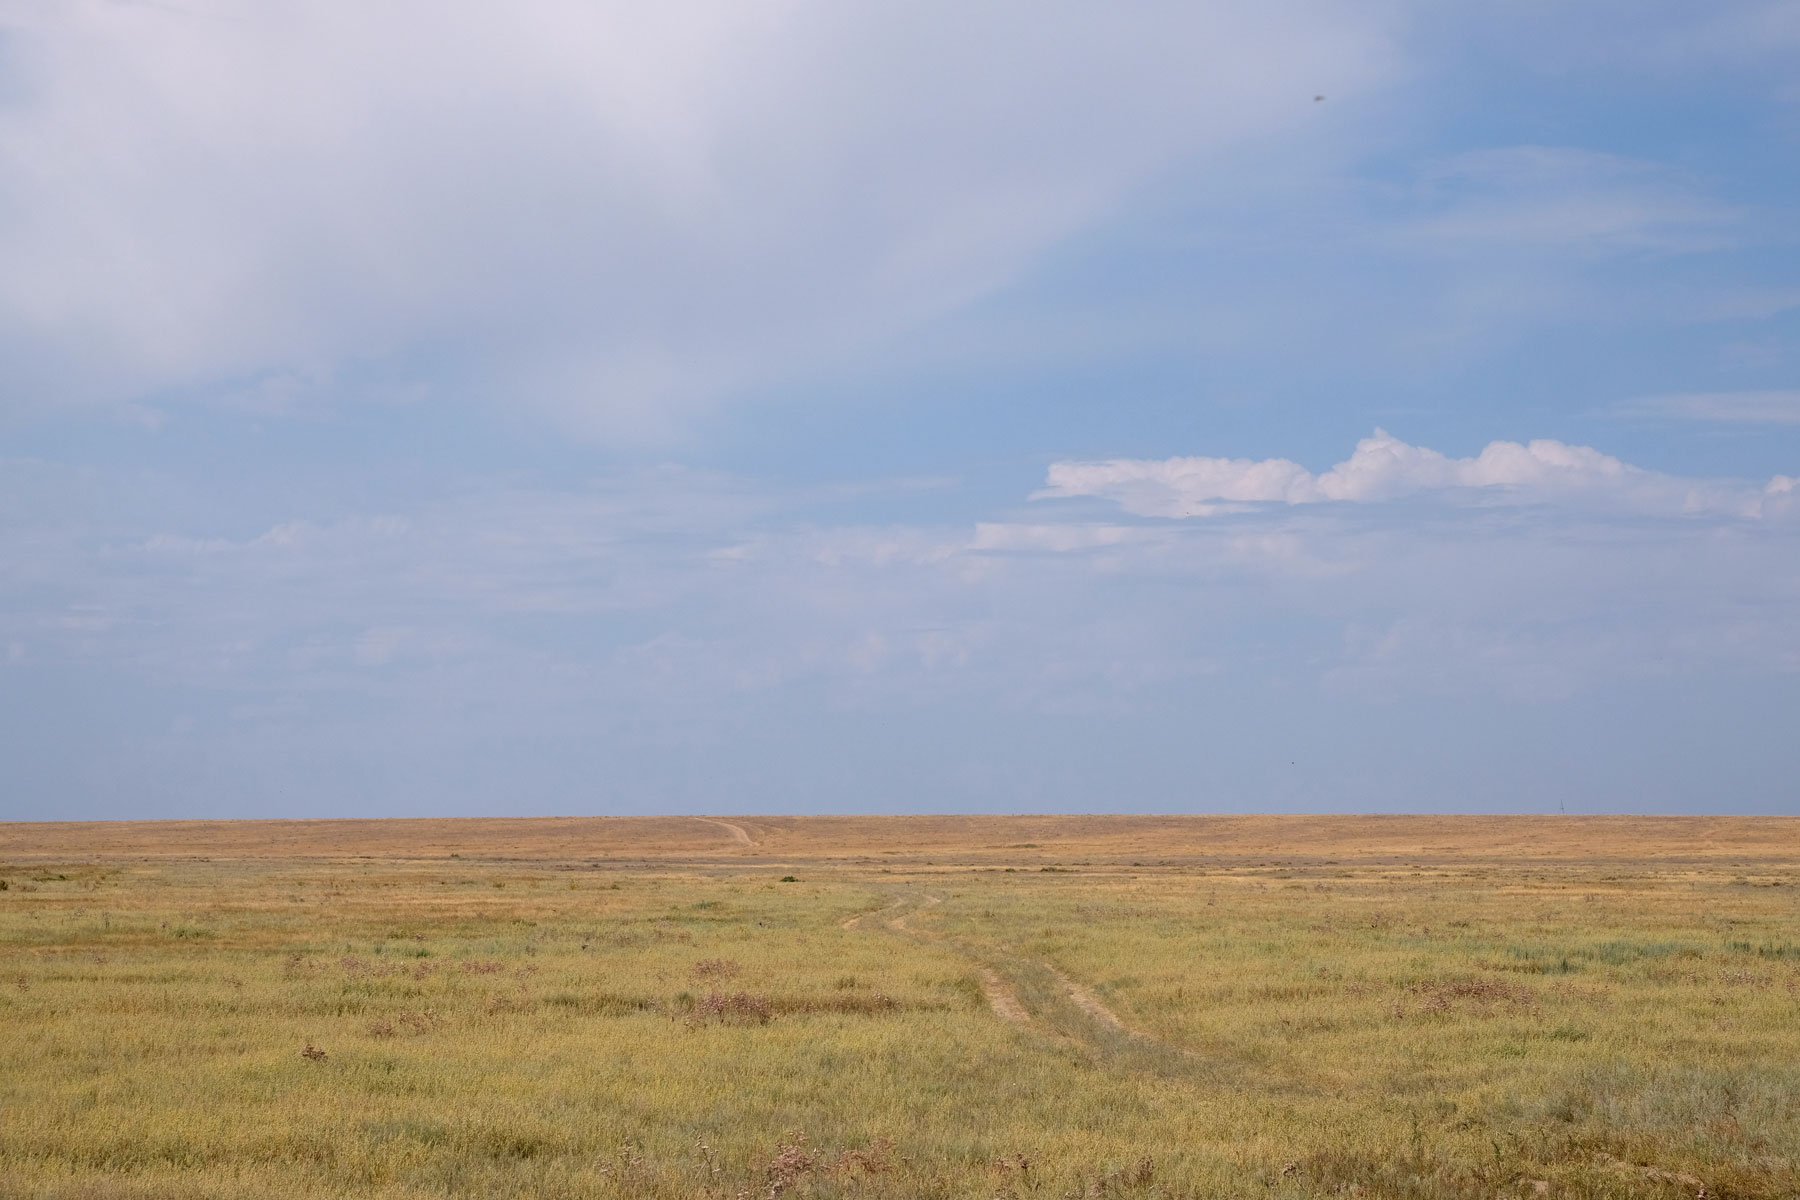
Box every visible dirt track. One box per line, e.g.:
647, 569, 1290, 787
1048, 966, 1133, 1035
852, 892, 1145, 1041
978, 968, 1031, 1027
693, 817, 757, 848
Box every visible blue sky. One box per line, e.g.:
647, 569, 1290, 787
2, 1, 1798, 818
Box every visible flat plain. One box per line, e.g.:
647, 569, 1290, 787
1, 815, 1796, 1199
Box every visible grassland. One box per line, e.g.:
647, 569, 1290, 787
1, 815, 1797, 1199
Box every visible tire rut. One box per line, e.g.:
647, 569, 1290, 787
840, 897, 907, 930
849, 892, 1125, 1042
977, 968, 1032, 1027
1044, 965, 1172, 1047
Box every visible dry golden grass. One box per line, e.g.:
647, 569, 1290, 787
5, 813, 1795, 863
2, 815, 1796, 1198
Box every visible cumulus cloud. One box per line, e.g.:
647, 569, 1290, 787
1037, 429, 1790, 518
8, 445, 1800, 815
0, 0, 1394, 435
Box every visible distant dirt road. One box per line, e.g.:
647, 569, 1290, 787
694, 818, 756, 849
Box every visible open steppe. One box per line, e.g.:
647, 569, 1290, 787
2, 815, 1797, 1198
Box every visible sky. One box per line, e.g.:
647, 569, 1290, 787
2, 1, 1798, 818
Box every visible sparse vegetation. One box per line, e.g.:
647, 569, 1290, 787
1, 815, 1797, 1197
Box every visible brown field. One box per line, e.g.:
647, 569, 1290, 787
5, 812, 1794, 864
2, 814, 1797, 1199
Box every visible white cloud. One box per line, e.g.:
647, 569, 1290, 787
8, 447, 1800, 817
0, 0, 1395, 435
1037, 429, 1788, 518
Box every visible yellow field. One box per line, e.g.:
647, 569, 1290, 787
2, 816, 1796, 1198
